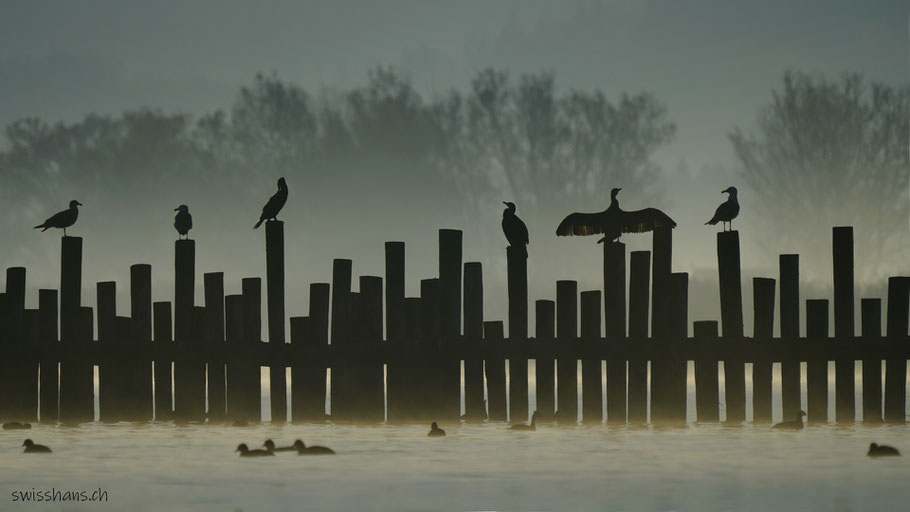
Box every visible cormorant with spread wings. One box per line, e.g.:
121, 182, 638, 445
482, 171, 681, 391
556, 188, 675, 243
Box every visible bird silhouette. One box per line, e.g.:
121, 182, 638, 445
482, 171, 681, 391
705, 187, 739, 231
294, 440, 335, 455
511, 410, 539, 431
263, 439, 297, 453
502, 202, 529, 258
34, 200, 82, 236
254, 177, 288, 229
22, 439, 52, 453
235, 443, 274, 457
556, 188, 675, 243
174, 205, 192, 239
772, 410, 806, 430
427, 422, 446, 437
868, 442, 901, 457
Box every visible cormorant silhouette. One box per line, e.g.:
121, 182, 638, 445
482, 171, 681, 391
705, 187, 739, 231
428, 422, 446, 437
502, 202, 529, 258
34, 200, 82, 236
772, 410, 806, 430
235, 443, 274, 457
263, 439, 297, 452
174, 205, 192, 239
294, 440, 335, 455
511, 411, 539, 431
556, 188, 675, 243
254, 177, 288, 229
868, 442, 901, 457
22, 439, 52, 453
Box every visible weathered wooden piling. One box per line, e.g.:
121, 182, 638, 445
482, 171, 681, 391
832, 227, 855, 422
59, 238, 93, 424
884, 276, 909, 423
860, 298, 882, 423
3, 268, 35, 421
438, 230, 462, 419
97, 281, 117, 422
580, 290, 602, 424
779, 254, 801, 419
752, 278, 775, 422
717, 232, 744, 423
507, 246, 529, 423
240, 278, 262, 421
463, 262, 485, 421
291, 283, 329, 421
329, 259, 352, 419
604, 241, 626, 423
627, 251, 650, 423
417, 279, 442, 420
535, 300, 556, 419
60, 237, 82, 341
173, 306, 206, 421
484, 320, 507, 421
130, 264, 153, 422
224, 294, 245, 420
355, 275, 385, 422
204, 272, 225, 421
385, 242, 405, 341
153, 301, 173, 420
174, 240, 195, 343
694, 320, 719, 422
265, 221, 286, 422
806, 299, 829, 423
651, 228, 672, 338
669, 272, 689, 422
556, 280, 578, 423
38, 289, 58, 422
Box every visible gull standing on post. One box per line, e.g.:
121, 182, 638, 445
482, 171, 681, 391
34, 200, 82, 236
705, 187, 739, 231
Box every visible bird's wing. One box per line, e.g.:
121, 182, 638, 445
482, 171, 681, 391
517, 217, 529, 245
42, 209, 71, 228
620, 208, 676, 233
706, 202, 736, 225
556, 212, 605, 236
260, 191, 287, 219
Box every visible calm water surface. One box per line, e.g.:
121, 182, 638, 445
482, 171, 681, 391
1, 421, 908, 511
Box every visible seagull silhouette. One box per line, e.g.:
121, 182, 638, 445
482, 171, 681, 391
34, 200, 82, 236
174, 205, 192, 239
706, 187, 739, 231
254, 177, 288, 229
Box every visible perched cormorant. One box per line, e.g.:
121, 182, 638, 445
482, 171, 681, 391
705, 187, 739, 231
174, 205, 192, 239
34, 200, 82, 236
2, 422, 31, 430
235, 443, 274, 457
428, 422, 446, 437
511, 411, 540, 431
772, 410, 806, 430
263, 439, 297, 452
868, 442, 901, 457
254, 177, 288, 229
22, 439, 52, 453
502, 202, 529, 258
556, 188, 676, 243
294, 440, 335, 455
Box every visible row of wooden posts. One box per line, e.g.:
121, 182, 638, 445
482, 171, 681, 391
0, 222, 907, 425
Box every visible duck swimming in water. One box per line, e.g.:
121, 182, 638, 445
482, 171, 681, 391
511, 411, 540, 431
772, 410, 806, 430
294, 440, 335, 455
263, 439, 297, 453
235, 443, 274, 457
22, 439, 52, 453
2, 422, 31, 430
868, 443, 901, 457
428, 422, 446, 437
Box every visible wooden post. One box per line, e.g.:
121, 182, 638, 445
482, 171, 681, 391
694, 320, 719, 422
556, 280, 578, 423
204, 272, 225, 421
535, 300, 556, 419
861, 298, 882, 423
153, 301, 173, 420
96, 281, 117, 422
717, 232, 744, 423
358, 275, 385, 422
438, 230, 462, 419
885, 276, 909, 423
752, 277, 775, 423
484, 320, 507, 421
241, 278, 262, 422
117, 315, 149, 421
59, 237, 88, 423
417, 279, 441, 421
628, 251, 650, 423
224, 294, 243, 420
779, 255, 801, 419
604, 242, 626, 424
651, 228, 672, 338
385, 242, 405, 341
3, 268, 35, 422
291, 283, 329, 422
38, 289, 58, 423
60, 236, 82, 342
463, 262, 484, 421
20, 309, 39, 421
174, 240, 195, 343
669, 272, 689, 422
580, 290, 602, 424
832, 227, 855, 423
130, 264, 153, 422
806, 299, 829, 423
173, 306, 206, 421
507, 247, 529, 424
265, 221, 286, 423
330, 259, 352, 420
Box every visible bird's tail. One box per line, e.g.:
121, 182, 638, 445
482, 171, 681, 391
705, 219, 718, 225
253, 218, 264, 229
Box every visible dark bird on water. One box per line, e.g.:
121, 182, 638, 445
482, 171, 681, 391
34, 200, 82, 236
263, 439, 297, 453
511, 411, 540, 431
772, 410, 806, 430
22, 439, 52, 453
2, 422, 31, 430
428, 422, 446, 437
174, 205, 192, 239
502, 202, 529, 258
254, 177, 288, 229
705, 187, 739, 231
868, 442, 901, 457
294, 440, 335, 455
556, 188, 676, 243
235, 443, 274, 457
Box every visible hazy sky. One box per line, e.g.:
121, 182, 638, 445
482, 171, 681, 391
0, 0, 906, 336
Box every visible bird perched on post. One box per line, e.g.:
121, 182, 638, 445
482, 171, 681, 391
174, 205, 192, 239
705, 187, 739, 231
556, 188, 675, 243
34, 200, 82, 236
254, 177, 288, 229
502, 202, 529, 258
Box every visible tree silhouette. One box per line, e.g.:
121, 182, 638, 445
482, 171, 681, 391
730, 71, 910, 278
